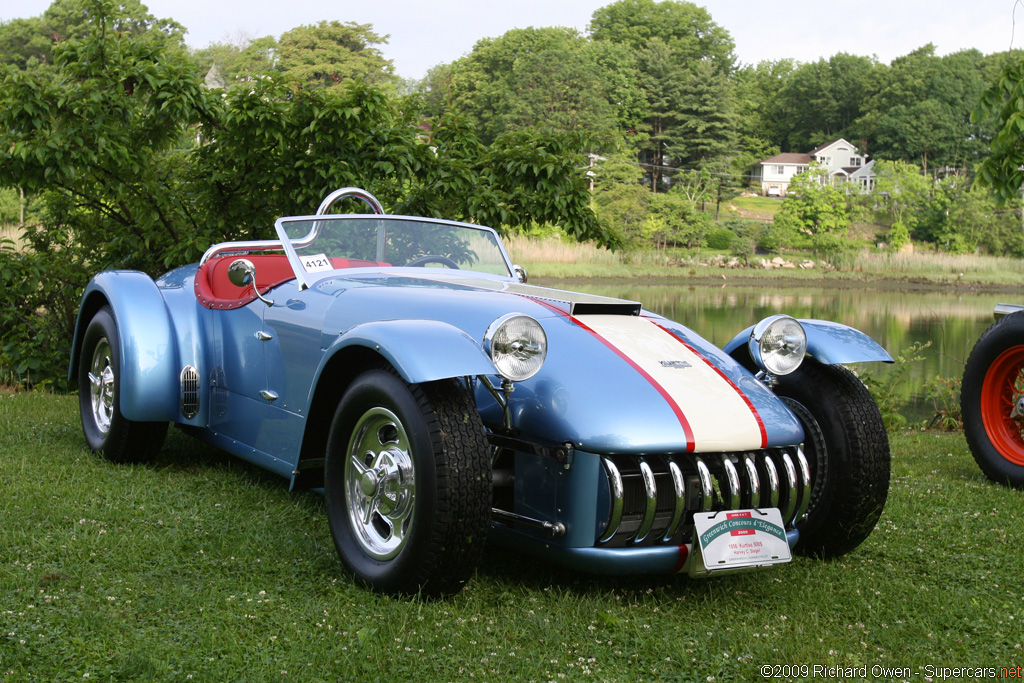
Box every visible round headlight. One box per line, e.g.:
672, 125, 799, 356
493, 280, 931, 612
748, 315, 806, 376
484, 313, 547, 381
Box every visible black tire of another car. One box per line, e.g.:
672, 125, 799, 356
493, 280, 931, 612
961, 312, 1024, 488
324, 368, 492, 597
774, 360, 890, 558
78, 305, 168, 463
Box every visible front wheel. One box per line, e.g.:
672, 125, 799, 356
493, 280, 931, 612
78, 306, 167, 463
324, 369, 491, 597
774, 361, 890, 558
961, 312, 1024, 488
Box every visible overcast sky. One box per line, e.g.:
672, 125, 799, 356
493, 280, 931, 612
4, 0, 1022, 80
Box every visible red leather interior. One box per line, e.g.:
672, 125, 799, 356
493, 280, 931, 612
194, 254, 391, 309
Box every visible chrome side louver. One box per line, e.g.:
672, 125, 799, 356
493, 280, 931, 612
180, 365, 200, 419
598, 447, 811, 547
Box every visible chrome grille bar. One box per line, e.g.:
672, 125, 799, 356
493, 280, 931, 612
780, 451, 798, 522
741, 454, 760, 508
721, 456, 740, 510
761, 452, 780, 509
634, 458, 657, 543
665, 460, 686, 540
794, 447, 812, 524
598, 457, 624, 544
695, 457, 714, 512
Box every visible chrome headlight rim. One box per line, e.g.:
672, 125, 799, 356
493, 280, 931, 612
483, 313, 547, 382
748, 314, 807, 377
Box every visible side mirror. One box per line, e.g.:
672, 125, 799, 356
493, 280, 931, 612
513, 264, 528, 284
228, 258, 273, 306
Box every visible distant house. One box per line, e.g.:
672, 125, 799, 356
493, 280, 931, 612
753, 138, 875, 197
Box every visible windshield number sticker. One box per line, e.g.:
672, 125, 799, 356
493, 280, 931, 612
300, 253, 333, 273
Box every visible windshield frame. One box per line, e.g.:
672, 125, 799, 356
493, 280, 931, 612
274, 214, 516, 290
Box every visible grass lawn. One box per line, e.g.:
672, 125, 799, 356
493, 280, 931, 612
2, 393, 1022, 681
727, 196, 784, 220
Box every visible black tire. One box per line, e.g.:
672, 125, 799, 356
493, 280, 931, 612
78, 306, 168, 463
961, 312, 1024, 488
324, 368, 491, 597
774, 360, 890, 558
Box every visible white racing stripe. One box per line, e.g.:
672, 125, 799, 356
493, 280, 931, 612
577, 314, 765, 452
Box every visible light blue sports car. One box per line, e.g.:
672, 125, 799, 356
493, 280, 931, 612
70, 188, 893, 596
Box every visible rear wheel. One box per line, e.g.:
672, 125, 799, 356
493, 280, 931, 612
324, 369, 491, 597
774, 361, 890, 558
961, 312, 1024, 488
78, 306, 167, 463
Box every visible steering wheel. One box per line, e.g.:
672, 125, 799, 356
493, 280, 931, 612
404, 255, 461, 269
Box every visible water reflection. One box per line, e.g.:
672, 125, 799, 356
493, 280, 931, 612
554, 280, 1016, 423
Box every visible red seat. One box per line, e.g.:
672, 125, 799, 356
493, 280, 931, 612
195, 254, 295, 310
194, 254, 392, 309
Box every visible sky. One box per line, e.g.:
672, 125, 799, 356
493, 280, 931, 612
4, 0, 1022, 80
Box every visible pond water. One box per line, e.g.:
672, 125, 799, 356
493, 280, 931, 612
542, 279, 1020, 424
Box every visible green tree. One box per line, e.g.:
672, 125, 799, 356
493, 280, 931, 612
0, 0, 185, 69
634, 38, 686, 191
774, 165, 851, 236
647, 189, 710, 248
190, 34, 278, 86
671, 59, 735, 167
588, 0, 735, 74
974, 54, 1024, 204
275, 21, 396, 88
592, 153, 648, 245
871, 160, 931, 232
440, 27, 623, 144
777, 53, 878, 151
858, 45, 991, 172
732, 59, 792, 170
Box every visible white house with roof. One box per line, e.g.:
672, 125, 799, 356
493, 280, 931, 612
753, 138, 875, 197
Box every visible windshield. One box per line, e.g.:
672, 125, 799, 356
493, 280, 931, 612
275, 216, 513, 286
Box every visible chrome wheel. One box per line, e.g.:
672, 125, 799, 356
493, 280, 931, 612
88, 337, 115, 434
345, 406, 416, 561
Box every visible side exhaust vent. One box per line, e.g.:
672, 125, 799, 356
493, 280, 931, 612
180, 365, 200, 419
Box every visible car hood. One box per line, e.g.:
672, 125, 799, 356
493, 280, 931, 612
319, 271, 804, 454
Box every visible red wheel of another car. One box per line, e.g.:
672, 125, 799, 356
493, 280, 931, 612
979, 347, 1024, 465
963, 312, 1024, 488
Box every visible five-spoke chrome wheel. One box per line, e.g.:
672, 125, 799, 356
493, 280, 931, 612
324, 368, 491, 596
87, 337, 116, 435
345, 407, 416, 560
77, 305, 167, 463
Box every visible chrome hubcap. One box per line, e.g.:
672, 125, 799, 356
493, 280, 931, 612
87, 338, 115, 434
345, 407, 415, 560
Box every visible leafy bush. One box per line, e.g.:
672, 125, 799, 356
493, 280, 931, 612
0, 237, 88, 391
924, 375, 962, 430
705, 227, 734, 250
859, 341, 930, 430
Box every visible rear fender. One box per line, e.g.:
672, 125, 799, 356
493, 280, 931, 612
69, 271, 179, 422
724, 319, 893, 366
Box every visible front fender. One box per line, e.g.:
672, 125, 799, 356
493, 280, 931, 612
69, 271, 179, 422
325, 319, 497, 384
724, 319, 893, 365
